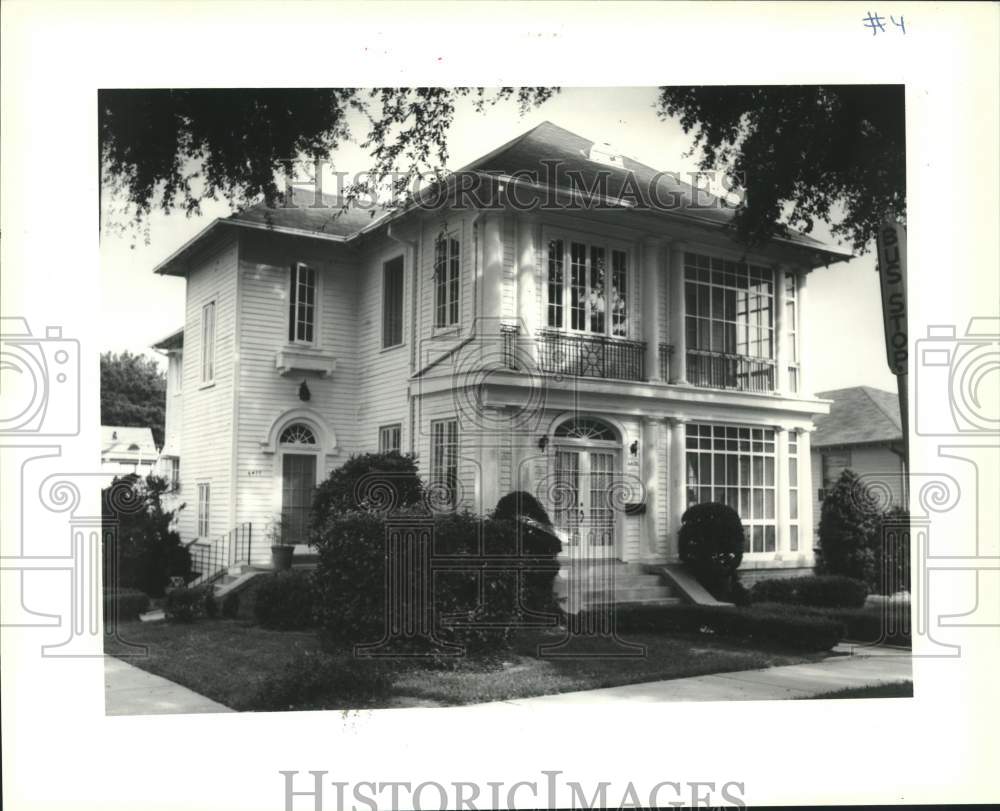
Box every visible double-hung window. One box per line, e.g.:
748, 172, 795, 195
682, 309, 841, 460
545, 236, 630, 337
434, 236, 460, 328
382, 256, 404, 347
288, 263, 317, 344
378, 423, 402, 454
197, 482, 211, 537
430, 418, 459, 507
784, 272, 800, 393
200, 301, 216, 384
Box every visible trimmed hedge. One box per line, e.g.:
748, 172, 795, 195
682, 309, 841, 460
102, 588, 150, 622
754, 602, 911, 647
245, 651, 393, 711
750, 575, 869, 608
164, 585, 215, 623
584, 603, 846, 652
253, 570, 316, 630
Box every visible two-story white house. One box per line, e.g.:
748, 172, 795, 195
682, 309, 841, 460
151, 121, 850, 588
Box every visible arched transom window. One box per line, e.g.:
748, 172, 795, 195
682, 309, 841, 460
554, 417, 618, 442
279, 423, 317, 446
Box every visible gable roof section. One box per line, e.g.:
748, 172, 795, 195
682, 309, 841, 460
101, 426, 158, 459
812, 386, 902, 448
154, 120, 852, 276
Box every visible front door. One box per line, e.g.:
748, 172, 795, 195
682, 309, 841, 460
552, 448, 617, 558
281, 453, 317, 545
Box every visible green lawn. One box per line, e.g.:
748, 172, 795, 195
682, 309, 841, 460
804, 681, 913, 700
106, 619, 827, 711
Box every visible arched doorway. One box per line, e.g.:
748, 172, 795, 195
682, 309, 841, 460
278, 422, 320, 545
551, 417, 622, 559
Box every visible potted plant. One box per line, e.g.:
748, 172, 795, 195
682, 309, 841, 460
268, 514, 294, 572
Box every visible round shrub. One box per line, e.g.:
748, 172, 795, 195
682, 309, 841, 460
310, 452, 423, 531
678, 502, 745, 600
493, 490, 562, 613
164, 585, 215, 623
221, 591, 240, 619
253, 570, 316, 630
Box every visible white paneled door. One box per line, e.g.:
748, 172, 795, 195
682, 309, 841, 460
553, 448, 617, 558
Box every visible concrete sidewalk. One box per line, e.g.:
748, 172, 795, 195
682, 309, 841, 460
484, 644, 912, 705
105, 657, 233, 716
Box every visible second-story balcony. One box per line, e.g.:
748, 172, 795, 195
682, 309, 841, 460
686, 348, 776, 393
501, 326, 647, 382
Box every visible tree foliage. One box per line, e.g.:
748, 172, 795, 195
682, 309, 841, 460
657, 85, 905, 252
100, 351, 167, 447
100, 87, 557, 234
816, 469, 883, 587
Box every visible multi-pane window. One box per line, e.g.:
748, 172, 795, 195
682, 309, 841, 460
200, 301, 215, 384
379, 423, 402, 454
686, 424, 777, 553
546, 237, 629, 336
168, 457, 180, 491
820, 450, 852, 501
382, 256, 404, 348
430, 418, 459, 507
434, 236, 460, 328
788, 432, 800, 552
197, 482, 210, 537
685, 252, 774, 359
288, 263, 317, 343
785, 272, 800, 393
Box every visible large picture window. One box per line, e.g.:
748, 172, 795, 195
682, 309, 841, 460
430, 418, 458, 507
686, 423, 776, 553
434, 236, 460, 328
288, 263, 317, 344
546, 237, 629, 337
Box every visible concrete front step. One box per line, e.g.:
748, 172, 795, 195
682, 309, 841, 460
585, 597, 682, 608
577, 585, 676, 602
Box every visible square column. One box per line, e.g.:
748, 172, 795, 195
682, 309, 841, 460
797, 272, 811, 397
640, 416, 661, 559
774, 265, 789, 395
797, 427, 816, 566
642, 238, 664, 382
480, 213, 504, 328
668, 242, 688, 384
775, 426, 789, 557
666, 416, 689, 560
515, 217, 539, 360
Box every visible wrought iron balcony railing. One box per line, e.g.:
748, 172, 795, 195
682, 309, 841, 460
686, 348, 775, 393
536, 329, 646, 382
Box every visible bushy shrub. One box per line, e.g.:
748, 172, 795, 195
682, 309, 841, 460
750, 575, 869, 608
310, 452, 423, 531
253, 570, 316, 630
592, 603, 845, 652
102, 588, 150, 622
492, 491, 562, 613
102, 474, 191, 598
221, 591, 240, 619
816, 469, 882, 587
245, 651, 393, 711
678, 502, 745, 600
313, 508, 552, 655
164, 585, 215, 623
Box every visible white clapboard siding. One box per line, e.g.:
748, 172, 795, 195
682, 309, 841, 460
175, 238, 239, 545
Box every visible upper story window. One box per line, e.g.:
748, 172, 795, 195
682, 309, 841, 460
200, 301, 216, 384
434, 235, 460, 328
288, 263, 317, 344
546, 237, 629, 337
784, 272, 800, 393
382, 255, 404, 348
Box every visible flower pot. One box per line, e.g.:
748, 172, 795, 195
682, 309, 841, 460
271, 545, 294, 571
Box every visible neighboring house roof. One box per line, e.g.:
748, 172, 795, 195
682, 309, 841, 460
154, 120, 852, 276
152, 327, 184, 351
101, 426, 158, 462
812, 387, 903, 448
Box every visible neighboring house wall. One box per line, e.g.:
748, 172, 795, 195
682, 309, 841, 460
811, 443, 907, 530
175, 236, 239, 542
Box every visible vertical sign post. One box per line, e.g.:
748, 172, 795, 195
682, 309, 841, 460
876, 220, 909, 470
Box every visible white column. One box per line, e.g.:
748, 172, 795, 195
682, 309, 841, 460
481, 213, 504, 331
667, 416, 689, 560
642, 238, 664, 382
775, 426, 789, 558
774, 265, 789, 395
797, 271, 810, 397
641, 417, 660, 559
516, 216, 538, 360
797, 427, 815, 566
668, 242, 687, 384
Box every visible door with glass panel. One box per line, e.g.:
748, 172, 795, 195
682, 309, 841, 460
281, 453, 317, 545
553, 449, 617, 558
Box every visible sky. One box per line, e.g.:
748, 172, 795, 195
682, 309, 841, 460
99, 86, 898, 396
